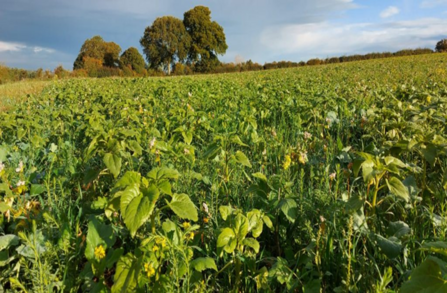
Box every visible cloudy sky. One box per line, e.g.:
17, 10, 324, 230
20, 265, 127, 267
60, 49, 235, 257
0, 0, 446, 70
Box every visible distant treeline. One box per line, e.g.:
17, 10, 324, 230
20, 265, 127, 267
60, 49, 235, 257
0, 47, 438, 84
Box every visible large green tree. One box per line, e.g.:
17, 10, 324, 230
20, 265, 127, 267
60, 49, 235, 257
120, 47, 146, 74
183, 6, 228, 72
73, 36, 121, 70
435, 39, 447, 52
140, 16, 191, 74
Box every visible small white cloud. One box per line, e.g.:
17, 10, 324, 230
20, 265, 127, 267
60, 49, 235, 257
0, 41, 26, 52
380, 6, 400, 18
421, 0, 447, 8
33, 47, 55, 54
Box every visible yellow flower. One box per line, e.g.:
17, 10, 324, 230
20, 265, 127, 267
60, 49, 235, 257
152, 245, 159, 252
155, 237, 166, 248
283, 155, 291, 170
182, 222, 191, 229
144, 263, 156, 278
94, 245, 106, 260
203, 217, 209, 224
427, 95, 432, 103
185, 232, 194, 241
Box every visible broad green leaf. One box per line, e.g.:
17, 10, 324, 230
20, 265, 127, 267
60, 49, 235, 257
235, 151, 252, 168
255, 267, 269, 290
91, 197, 108, 210
105, 248, 124, 269
0, 202, 10, 213
162, 219, 177, 233
242, 238, 260, 253
231, 135, 248, 147
403, 176, 420, 198
421, 144, 437, 167
384, 156, 406, 168
182, 131, 193, 145
422, 242, 447, 257
127, 140, 143, 156
386, 177, 410, 202
262, 215, 274, 230
0, 250, 9, 267
30, 184, 45, 196
103, 153, 122, 178
304, 278, 322, 293
252, 172, 267, 182
400, 258, 447, 293
0, 183, 12, 197
115, 171, 141, 189
247, 210, 263, 238
121, 185, 158, 237
112, 253, 142, 293
217, 228, 237, 254
167, 193, 198, 221
190, 257, 218, 272
158, 180, 172, 195
147, 167, 179, 181
376, 235, 402, 259
353, 158, 363, 178
361, 159, 375, 183
85, 218, 116, 261
387, 221, 411, 239
0, 235, 19, 251
203, 142, 221, 160
345, 195, 365, 212
279, 198, 298, 223
234, 214, 249, 242
219, 205, 233, 221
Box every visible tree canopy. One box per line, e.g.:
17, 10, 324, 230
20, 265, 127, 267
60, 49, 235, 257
73, 36, 121, 70
140, 16, 191, 75
435, 39, 447, 52
183, 6, 228, 71
120, 47, 146, 74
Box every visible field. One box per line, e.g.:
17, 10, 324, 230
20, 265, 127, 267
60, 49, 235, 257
0, 54, 447, 292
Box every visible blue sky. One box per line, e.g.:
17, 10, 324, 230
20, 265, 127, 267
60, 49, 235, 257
0, 0, 446, 70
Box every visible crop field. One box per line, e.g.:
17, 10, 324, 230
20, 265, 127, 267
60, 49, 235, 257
0, 54, 447, 292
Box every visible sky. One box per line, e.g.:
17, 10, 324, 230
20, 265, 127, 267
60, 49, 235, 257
0, 0, 446, 70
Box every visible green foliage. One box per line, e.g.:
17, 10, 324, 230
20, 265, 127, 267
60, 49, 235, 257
120, 47, 146, 74
435, 39, 447, 52
140, 16, 191, 74
184, 6, 228, 72
73, 35, 122, 70
0, 54, 446, 292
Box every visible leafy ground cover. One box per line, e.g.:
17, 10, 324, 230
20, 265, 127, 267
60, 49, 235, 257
0, 54, 446, 292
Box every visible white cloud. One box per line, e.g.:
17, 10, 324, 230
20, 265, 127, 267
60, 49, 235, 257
0, 41, 55, 55
0, 40, 67, 69
380, 6, 400, 18
260, 18, 446, 60
0, 41, 26, 52
33, 47, 55, 54
421, 0, 447, 8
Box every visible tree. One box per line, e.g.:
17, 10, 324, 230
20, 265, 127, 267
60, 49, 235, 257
435, 39, 447, 52
140, 16, 191, 75
73, 36, 121, 70
183, 6, 228, 72
120, 47, 146, 74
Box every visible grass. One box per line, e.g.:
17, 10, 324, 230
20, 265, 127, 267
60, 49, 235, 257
0, 80, 50, 112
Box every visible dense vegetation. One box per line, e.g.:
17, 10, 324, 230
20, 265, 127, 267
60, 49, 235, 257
0, 53, 447, 292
